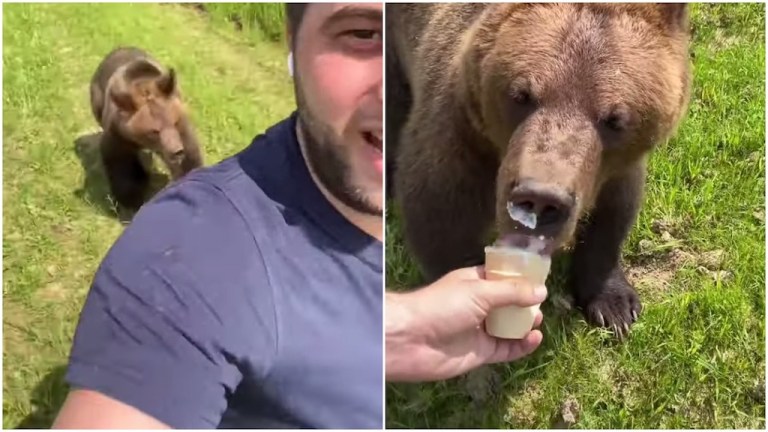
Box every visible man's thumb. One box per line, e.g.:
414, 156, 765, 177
472, 278, 547, 310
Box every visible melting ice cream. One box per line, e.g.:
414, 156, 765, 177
507, 201, 538, 229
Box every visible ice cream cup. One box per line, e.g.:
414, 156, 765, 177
483, 245, 551, 339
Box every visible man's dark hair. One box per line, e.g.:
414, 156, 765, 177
285, 3, 308, 48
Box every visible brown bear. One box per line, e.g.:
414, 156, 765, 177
90, 46, 204, 211
386, 3, 692, 337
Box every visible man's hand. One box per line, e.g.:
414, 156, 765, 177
386, 266, 547, 382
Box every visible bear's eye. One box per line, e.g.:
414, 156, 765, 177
512, 89, 532, 106
600, 112, 627, 132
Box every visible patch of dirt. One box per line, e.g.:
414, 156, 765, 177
180, 2, 243, 32
697, 267, 733, 283
637, 239, 656, 255
629, 223, 733, 294
191, 3, 206, 13
699, 249, 724, 270
36, 281, 69, 302
710, 28, 741, 51
628, 247, 732, 294
180, 3, 207, 15
504, 381, 543, 427
669, 249, 697, 266
50, 223, 74, 241
678, 383, 717, 426
651, 217, 681, 237
463, 365, 501, 406
552, 395, 580, 428
596, 358, 620, 397
626, 259, 677, 295
753, 209, 764, 223
229, 14, 243, 31
6, 230, 23, 242
640, 218, 687, 254
3, 301, 35, 357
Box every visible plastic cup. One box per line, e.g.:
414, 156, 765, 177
483, 245, 551, 339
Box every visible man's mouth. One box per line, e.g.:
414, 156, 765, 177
362, 131, 382, 152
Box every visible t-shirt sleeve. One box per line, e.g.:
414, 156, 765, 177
64, 178, 278, 429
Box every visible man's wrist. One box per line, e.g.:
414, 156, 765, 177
385, 291, 419, 382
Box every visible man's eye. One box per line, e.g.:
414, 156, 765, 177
344, 29, 381, 40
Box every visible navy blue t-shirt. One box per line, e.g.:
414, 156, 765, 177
65, 113, 383, 429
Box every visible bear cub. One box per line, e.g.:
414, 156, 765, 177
90, 46, 204, 211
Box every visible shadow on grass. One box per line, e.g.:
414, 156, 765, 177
15, 364, 69, 429
73, 132, 171, 224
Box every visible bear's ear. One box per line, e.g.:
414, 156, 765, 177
658, 3, 689, 32
157, 68, 176, 96
110, 89, 135, 113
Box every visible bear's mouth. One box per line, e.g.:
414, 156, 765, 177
495, 231, 558, 256
362, 131, 382, 152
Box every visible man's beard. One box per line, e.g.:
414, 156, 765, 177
294, 80, 382, 217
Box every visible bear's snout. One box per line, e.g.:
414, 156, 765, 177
507, 179, 575, 237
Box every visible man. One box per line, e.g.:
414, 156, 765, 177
54, 3, 383, 428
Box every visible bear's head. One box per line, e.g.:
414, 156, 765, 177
109, 60, 187, 169
457, 3, 691, 253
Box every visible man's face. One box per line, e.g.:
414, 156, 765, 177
291, 2, 383, 216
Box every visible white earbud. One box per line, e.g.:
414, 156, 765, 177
287, 51, 294, 77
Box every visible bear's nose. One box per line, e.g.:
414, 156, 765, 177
507, 180, 575, 232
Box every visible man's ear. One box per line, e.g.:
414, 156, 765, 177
285, 25, 295, 77
287, 51, 294, 77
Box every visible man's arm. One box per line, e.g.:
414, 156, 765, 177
53, 389, 170, 429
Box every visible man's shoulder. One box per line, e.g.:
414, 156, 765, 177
100, 176, 256, 283
120, 114, 301, 255
66, 164, 284, 430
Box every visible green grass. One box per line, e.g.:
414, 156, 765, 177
203, 2, 287, 43
2, 2, 295, 428
385, 3, 766, 429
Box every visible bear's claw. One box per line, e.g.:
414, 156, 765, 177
579, 274, 642, 340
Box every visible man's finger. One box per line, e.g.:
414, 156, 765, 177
448, 265, 486, 280
485, 330, 544, 364
472, 278, 547, 311
533, 310, 543, 328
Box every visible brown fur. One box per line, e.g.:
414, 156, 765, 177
90, 46, 203, 210
387, 3, 692, 337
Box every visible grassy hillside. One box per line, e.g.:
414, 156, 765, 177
2, 2, 294, 427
